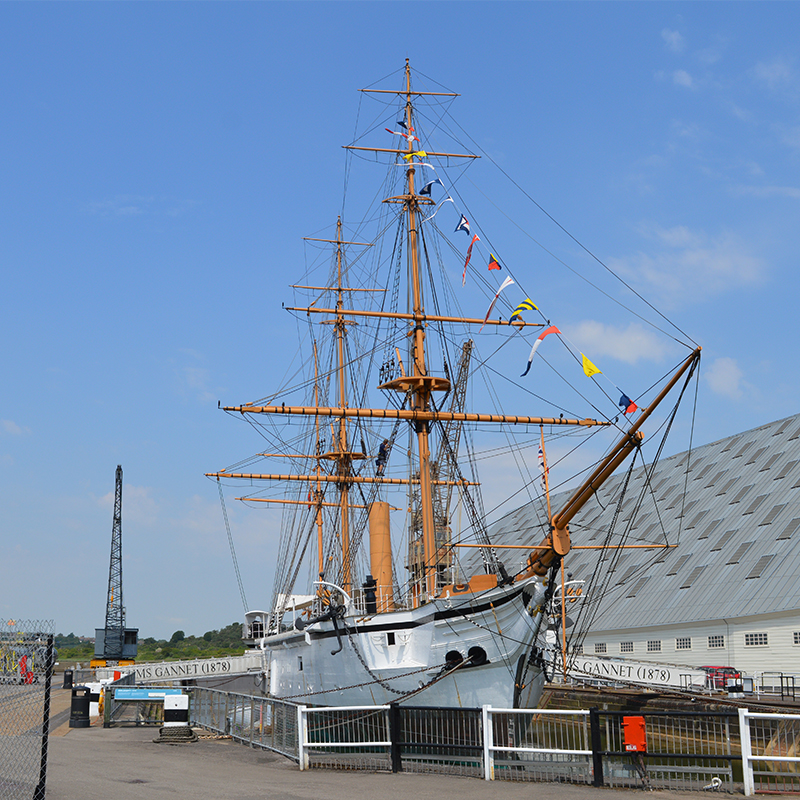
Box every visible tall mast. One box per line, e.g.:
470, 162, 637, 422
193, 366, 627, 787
400, 61, 439, 601
313, 341, 325, 579
333, 217, 352, 593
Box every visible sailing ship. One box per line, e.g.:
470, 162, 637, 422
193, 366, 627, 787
207, 61, 701, 708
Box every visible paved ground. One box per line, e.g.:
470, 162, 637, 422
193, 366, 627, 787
43, 688, 709, 800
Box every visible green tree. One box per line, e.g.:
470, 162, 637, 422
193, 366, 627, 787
169, 630, 185, 644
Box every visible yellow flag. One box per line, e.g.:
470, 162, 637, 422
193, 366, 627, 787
402, 150, 427, 161
582, 353, 602, 377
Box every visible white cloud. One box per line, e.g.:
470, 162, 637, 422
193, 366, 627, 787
609, 225, 765, 304
781, 126, 800, 152
566, 321, 671, 365
729, 104, 751, 122
84, 195, 198, 217
182, 366, 216, 402
753, 57, 795, 92
673, 70, 694, 89
670, 119, 704, 140
175, 350, 218, 403
1, 420, 30, 436
98, 484, 159, 527
746, 162, 764, 177
732, 184, 800, 199
661, 29, 685, 54
705, 357, 745, 400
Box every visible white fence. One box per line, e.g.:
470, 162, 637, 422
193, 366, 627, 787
482, 707, 593, 782
187, 688, 800, 791
739, 708, 800, 796
298, 705, 392, 771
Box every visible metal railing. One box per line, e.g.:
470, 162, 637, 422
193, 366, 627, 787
597, 710, 738, 791
190, 686, 299, 760
298, 705, 392, 771
186, 684, 800, 792
483, 707, 593, 783
740, 708, 800, 795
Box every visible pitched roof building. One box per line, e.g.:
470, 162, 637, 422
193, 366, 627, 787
483, 413, 800, 680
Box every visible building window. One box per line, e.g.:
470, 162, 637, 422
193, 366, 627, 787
676, 637, 692, 650
647, 640, 662, 653
708, 635, 725, 648
744, 632, 768, 647
620, 641, 634, 653
573, 643, 583, 655
594, 643, 607, 654
794, 632, 800, 645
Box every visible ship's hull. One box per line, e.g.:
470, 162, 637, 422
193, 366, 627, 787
257, 576, 547, 707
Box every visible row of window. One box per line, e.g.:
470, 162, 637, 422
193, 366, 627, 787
584, 631, 799, 655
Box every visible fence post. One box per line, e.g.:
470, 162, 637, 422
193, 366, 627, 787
388, 702, 402, 773
297, 706, 307, 770
482, 705, 494, 781
739, 707, 754, 796
590, 707, 604, 787
32, 634, 55, 800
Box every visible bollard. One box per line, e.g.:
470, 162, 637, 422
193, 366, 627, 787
153, 694, 197, 743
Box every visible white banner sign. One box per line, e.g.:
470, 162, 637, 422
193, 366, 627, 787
570, 656, 707, 690
104, 653, 264, 683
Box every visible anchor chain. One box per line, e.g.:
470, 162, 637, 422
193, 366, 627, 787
345, 627, 474, 701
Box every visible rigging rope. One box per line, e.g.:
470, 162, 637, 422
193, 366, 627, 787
217, 478, 249, 613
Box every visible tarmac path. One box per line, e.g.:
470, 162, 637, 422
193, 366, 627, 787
43, 684, 705, 800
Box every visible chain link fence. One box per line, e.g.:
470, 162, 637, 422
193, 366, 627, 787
0, 619, 55, 800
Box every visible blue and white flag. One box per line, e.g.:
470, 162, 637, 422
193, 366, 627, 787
455, 215, 471, 235
419, 178, 443, 196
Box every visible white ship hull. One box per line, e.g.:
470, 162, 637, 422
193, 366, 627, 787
257, 576, 547, 708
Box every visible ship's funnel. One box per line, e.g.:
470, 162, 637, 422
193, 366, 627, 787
369, 501, 395, 612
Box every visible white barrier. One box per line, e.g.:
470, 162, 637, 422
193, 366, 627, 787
739, 708, 800, 796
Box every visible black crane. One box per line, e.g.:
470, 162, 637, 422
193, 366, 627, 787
92, 465, 138, 667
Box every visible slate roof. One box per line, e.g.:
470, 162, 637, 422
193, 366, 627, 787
479, 413, 800, 630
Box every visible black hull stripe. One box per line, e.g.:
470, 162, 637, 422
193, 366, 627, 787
275, 584, 529, 644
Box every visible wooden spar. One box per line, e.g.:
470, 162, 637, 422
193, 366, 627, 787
344, 146, 477, 160
237, 497, 401, 511
291, 286, 382, 292
207, 471, 479, 486
519, 347, 702, 579
453, 543, 678, 550
224, 404, 606, 427
285, 305, 544, 328
360, 89, 459, 97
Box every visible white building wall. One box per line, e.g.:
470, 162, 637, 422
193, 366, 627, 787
577, 609, 800, 680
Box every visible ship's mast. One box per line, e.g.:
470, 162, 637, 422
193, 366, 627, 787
401, 62, 440, 601
209, 60, 613, 609
333, 217, 353, 593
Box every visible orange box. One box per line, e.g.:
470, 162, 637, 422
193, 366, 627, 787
622, 715, 647, 752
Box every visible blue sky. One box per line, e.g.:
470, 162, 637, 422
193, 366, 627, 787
2, 3, 799, 641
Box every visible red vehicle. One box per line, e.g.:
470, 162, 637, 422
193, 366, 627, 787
701, 665, 741, 689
